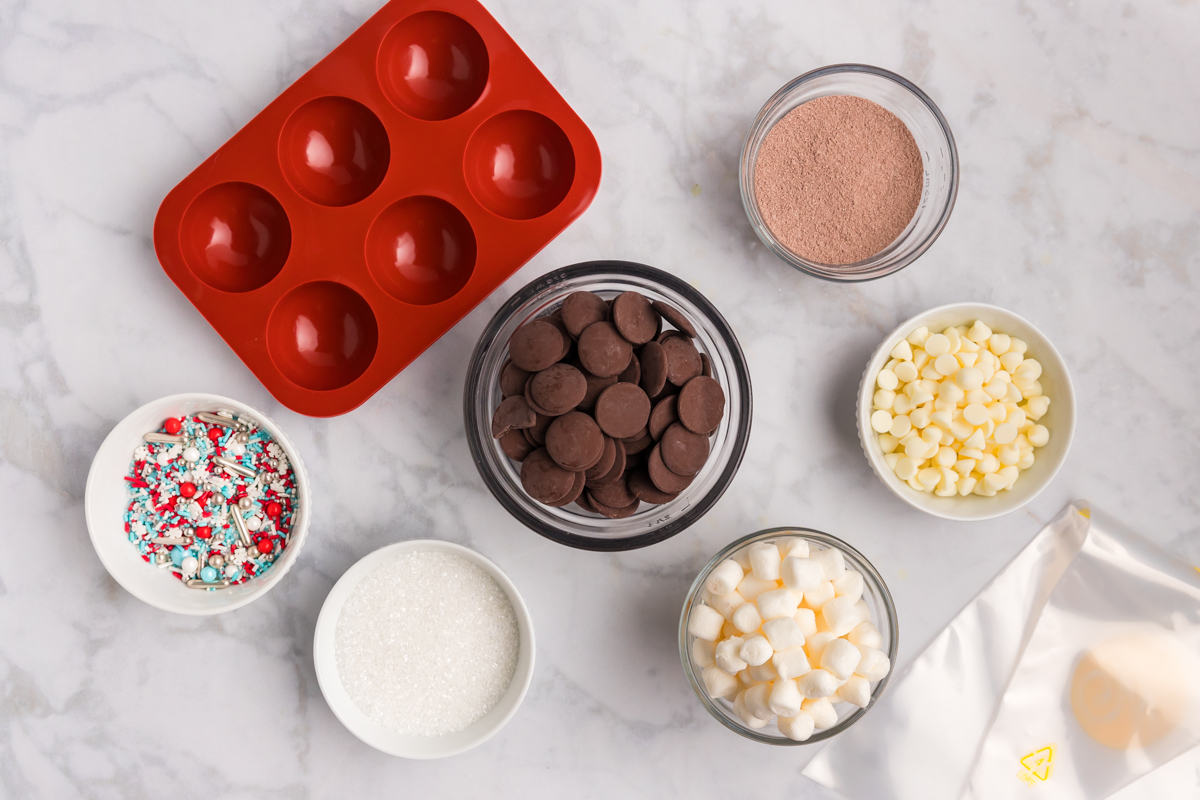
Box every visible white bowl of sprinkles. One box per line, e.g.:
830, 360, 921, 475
85, 393, 311, 615
313, 539, 536, 759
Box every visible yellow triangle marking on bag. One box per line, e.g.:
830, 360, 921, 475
1020, 745, 1054, 781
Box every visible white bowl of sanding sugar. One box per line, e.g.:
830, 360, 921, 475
313, 539, 536, 758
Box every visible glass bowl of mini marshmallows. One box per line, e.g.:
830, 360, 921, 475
680, 528, 898, 744
857, 302, 1075, 521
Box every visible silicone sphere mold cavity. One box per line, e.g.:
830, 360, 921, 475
464, 110, 575, 220
267, 281, 379, 391
366, 196, 477, 305
278, 97, 391, 207
180, 182, 291, 292
377, 11, 490, 121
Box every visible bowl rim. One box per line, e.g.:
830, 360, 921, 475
856, 302, 1077, 521
739, 62, 960, 283
679, 526, 899, 744
83, 392, 312, 615
463, 260, 753, 551
312, 538, 536, 758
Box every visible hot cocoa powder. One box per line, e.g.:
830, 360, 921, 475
753, 95, 924, 266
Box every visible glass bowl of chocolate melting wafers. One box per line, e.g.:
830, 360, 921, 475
464, 261, 753, 551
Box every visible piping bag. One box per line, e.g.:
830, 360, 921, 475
803, 502, 1200, 799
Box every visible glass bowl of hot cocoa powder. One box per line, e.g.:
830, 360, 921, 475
740, 64, 958, 282
464, 261, 752, 551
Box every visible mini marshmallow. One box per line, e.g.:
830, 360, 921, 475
804, 631, 837, 666
738, 668, 754, 687
836, 675, 872, 709
853, 599, 871, 623
855, 647, 892, 681
802, 580, 836, 610
821, 637, 863, 680
748, 541, 782, 581
802, 697, 839, 730
739, 634, 773, 667
832, 570, 864, 604
847, 621, 883, 649
688, 604, 724, 641
777, 710, 816, 742
793, 607, 818, 638
769, 678, 804, 718
702, 665, 739, 699
705, 589, 746, 621
733, 689, 769, 728
731, 548, 752, 571
762, 616, 806, 650
715, 637, 748, 673
705, 559, 744, 596
797, 668, 839, 700
820, 595, 863, 638
772, 646, 812, 680
691, 637, 716, 668
757, 587, 801, 620
736, 574, 777, 602
811, 548, 846, 581
744, 682, 774, 720
776, 536, 809, 559
732, 601, 763, 633
781, 556, 824, 593
720, 620, 740, 640
748, 661, 779, 683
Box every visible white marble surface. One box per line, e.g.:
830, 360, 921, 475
2, 0, 1199, 796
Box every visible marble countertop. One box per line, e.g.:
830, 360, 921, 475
2, 0, 1199, 797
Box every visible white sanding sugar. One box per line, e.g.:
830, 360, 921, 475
334, 550, 520, 736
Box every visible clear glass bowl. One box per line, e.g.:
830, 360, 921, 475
740, 64, 959, 282
679, 527, 899, 744
464, 261, 752, 551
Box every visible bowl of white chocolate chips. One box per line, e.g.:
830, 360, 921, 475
681, 528, 897, 743
857, 303, 1075, 521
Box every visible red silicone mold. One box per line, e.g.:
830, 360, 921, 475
154, 0, 601, 417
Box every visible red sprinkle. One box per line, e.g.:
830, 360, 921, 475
265, 501, 282, 518
195, 525, 212, 539
257, 538, 274, 554
164, 418, 182, 435
207, 428, 222, 442
180, 482, 197, 498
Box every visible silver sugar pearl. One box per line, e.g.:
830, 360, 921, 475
236, 432, 250, 443
247, 545, 261, 559
208, 554, 225, 568
155, 552, 168, 564
181, 536, 194, 546
238, 497, 252, 510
